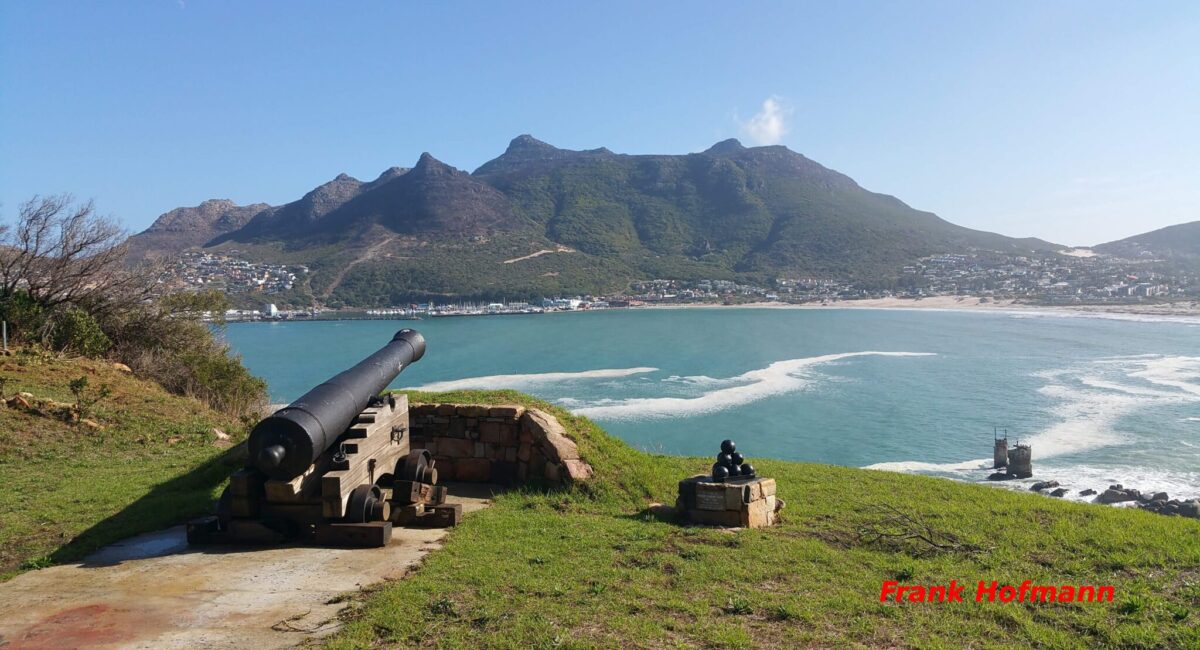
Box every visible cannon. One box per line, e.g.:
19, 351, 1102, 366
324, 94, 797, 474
249, 328, 426, 481
188, 329, 461, 548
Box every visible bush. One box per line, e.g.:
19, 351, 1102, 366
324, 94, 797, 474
50, 307, 111, 357
0, 290, 48, 344
105, 291, 267, 419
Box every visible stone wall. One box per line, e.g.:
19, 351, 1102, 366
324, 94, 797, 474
408, 404, 594, 486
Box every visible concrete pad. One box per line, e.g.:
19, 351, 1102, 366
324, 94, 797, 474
0, 483, 499, 649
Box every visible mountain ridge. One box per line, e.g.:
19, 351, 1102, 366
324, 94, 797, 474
127, 136, 1063, 304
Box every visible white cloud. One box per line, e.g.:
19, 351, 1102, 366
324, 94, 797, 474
737, 96, 792, 145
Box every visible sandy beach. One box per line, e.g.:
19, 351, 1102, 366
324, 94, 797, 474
637, 296, 1200, 320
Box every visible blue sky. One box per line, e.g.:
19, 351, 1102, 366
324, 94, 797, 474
1, 1, 1196, 246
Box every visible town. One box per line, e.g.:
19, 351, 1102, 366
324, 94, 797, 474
167, 248, 1200, 321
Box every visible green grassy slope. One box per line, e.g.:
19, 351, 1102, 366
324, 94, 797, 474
0, 350, 245, 579
330, 390, 1200, 650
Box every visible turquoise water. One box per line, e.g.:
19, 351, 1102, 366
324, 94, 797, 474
223, 308, 1200, 500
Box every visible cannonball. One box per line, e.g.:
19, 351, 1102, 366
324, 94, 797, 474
739, 463, 755, 477
726, 463, 741, 477
720, 439, 736, 454
712, 463, 730, 480
717, 452, 734, 467
730, 452, 744, 466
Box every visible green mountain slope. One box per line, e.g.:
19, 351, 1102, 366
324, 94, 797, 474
1096, 221, 1200, 259
128, 136, 1062, 304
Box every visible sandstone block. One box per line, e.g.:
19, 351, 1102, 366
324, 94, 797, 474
490, 405, 524, 419
474, 442, 487, 458
688, 508, 742, 527
563, 459, 594, 482
541, 431, 580, 462
456, 458, 491, 482
457, 405, 490, 418
504, 447, 517, 462
411, 404, 438, 417
435, 404, 456, 416
438, 438, 474, 458
545, 463, 561, 482
518, 444, 532, 462
759, 478, 777, 498
498, 423, 519, 445
741, 498, 774, 528
480, 420, 502, 442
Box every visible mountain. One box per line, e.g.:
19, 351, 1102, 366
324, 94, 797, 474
1095, 221, 1200, 259
124, 199, 268, 261
127, 136, 1060, 305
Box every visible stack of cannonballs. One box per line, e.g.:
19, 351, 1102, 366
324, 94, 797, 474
711, 439, 755, 481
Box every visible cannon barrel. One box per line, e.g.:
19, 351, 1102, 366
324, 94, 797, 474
248, 329, 426, 480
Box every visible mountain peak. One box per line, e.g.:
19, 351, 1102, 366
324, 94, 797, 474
506, 134, 557, 153
372, 166, 410, 183
704, 138, 746, 156
333, 173, 357, 182
413, 152, 456, 175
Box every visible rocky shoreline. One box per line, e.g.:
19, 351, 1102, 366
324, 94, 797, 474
1029, 480, 1200, 519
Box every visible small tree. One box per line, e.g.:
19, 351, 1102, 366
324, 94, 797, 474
0, 194, 132, 308
68, 375, 111, 421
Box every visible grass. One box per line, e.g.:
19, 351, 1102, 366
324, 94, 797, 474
326, 390, 1200, 650
2, 373, 1198, 647
0, 348, 244, 580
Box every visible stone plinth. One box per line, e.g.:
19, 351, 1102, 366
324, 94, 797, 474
676, 475, 782, 528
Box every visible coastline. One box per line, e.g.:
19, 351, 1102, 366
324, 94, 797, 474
634, 296, 1200, 320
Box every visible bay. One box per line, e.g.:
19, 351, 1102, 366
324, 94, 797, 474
223, 308, 1200, 500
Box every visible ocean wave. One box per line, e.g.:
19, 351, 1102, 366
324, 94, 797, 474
413, 367, 658, 391
868, 354, 1200, 487
864, 458, 992, 472
572, 351, 935, 420
1005, 310, 1200, 325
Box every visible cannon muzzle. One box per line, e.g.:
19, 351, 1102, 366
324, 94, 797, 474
248, 328, 426, 480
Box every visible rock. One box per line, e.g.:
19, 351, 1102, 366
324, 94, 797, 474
212, 428, 230, 441
1109, 484, 1123, 491
1180, 500, 1200, 518
1097, 488, 1137, 504
540, 429, 580, 462
167, 435, 184, 445
563, 458, 594, 482
9, 395, 31, 410
987, 472, 1014, 481
1030, 480, 1060, 492
1079, 488, 1097, 496
112, 362, 133, 373
646, 502, 677, 520
1151, 492, 1169, 502
1050, 487, 1068, 497
80, 418, 103, 430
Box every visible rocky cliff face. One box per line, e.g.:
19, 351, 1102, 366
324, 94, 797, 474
125, 199, 269, 260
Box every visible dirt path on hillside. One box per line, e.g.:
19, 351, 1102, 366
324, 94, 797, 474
321, 236, 397, 298
502, 245, 575, 264
0, 484, 496, 649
